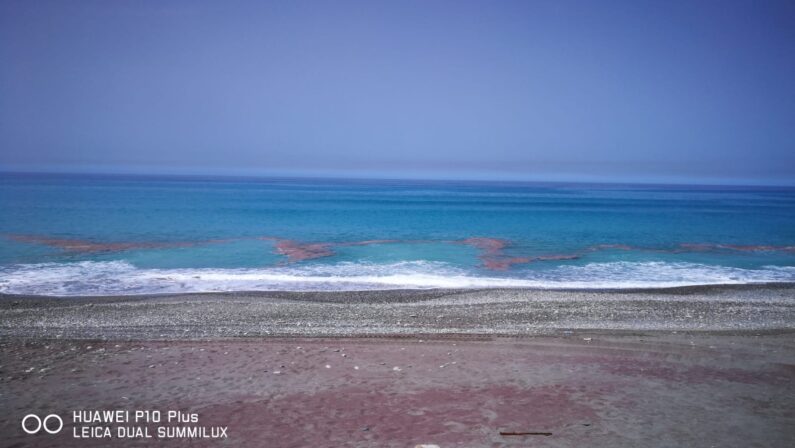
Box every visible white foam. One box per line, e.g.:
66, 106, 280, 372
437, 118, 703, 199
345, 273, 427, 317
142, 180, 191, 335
0, 260, 794, 296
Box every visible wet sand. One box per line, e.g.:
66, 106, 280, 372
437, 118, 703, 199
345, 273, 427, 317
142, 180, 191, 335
1, 285, 794, 447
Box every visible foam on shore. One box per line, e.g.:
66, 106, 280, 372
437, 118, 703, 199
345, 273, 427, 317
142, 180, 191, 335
1, 260, 794, 296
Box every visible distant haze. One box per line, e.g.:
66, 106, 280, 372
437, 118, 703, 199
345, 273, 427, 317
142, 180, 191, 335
1, 0, 794, 185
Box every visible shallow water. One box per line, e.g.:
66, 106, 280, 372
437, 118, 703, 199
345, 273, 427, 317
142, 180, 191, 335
1, 173, 794, 295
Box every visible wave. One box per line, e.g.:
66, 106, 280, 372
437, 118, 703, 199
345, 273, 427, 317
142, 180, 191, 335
1, 260, 794, 296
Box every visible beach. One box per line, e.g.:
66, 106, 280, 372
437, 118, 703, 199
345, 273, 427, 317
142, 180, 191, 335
1, 285, 794, 447
1, 284, 793, 339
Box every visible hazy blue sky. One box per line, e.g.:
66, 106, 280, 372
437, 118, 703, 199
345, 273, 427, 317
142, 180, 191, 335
1, 0, 793, 184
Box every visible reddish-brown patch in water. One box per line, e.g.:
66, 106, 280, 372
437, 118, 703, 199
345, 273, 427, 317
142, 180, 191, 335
719, 244, 795, 252
461, 237, 581, 270
335, 239, 400, 246
677, 242, 795, 253
534, 253, 580, 261
5, 234, 215, 253
460, 237, 520, 270
260, 238, 403, 263
588, 243, 635, 251
461, 237, 508, 254
482, 256, 532, 270
675, 243, 715, 252
589, 242, 795, 255
7, 234, 139, 252
273, 240, 335, 262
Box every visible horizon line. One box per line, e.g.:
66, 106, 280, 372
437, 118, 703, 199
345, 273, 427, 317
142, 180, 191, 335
2, 168, 794, 189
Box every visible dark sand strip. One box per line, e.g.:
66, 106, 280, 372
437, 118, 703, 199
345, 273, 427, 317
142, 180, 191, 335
1, 284, 793, 340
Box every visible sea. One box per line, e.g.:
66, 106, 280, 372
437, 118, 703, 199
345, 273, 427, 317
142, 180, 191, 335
1, 172, 794, 296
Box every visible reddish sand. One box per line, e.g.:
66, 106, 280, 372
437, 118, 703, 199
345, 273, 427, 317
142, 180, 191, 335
1, 334, 793, 447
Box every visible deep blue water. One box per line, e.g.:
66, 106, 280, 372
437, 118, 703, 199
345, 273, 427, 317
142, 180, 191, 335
1, 173, 794, 295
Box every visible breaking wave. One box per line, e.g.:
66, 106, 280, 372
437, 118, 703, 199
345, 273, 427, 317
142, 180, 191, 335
1, 260, 794, 296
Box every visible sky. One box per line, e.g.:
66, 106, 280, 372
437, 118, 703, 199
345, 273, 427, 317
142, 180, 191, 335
1, 0, 793, 185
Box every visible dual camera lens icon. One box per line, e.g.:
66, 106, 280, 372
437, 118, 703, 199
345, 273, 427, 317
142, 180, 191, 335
22, 414, 63, 435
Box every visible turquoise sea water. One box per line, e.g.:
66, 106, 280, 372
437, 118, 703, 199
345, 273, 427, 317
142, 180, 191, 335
1, 173, 794, 295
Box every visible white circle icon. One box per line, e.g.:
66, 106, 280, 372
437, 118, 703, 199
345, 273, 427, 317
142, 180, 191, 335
43, 414, 63, 434
21, 414, 41, 434
21, 414, 62, 435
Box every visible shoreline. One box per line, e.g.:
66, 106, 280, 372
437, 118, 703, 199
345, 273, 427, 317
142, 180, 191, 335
2, 283, 793, 340
4, 280, 795, 299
